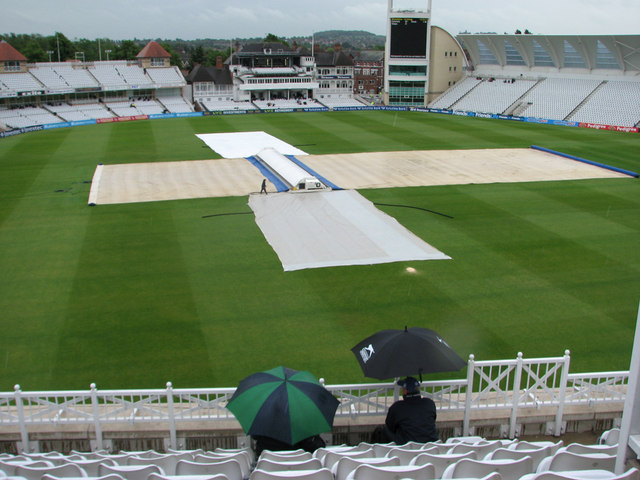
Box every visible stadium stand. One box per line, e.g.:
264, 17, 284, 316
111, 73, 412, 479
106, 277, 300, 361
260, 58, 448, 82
146, 66, 187, 86
317, 97, 366, 108
157, 95, 193, 113
516, 78, 602, 120
30, 64, 100, 91
0, 72, 45, 95
88, 63, 130, 89
428, 77, 482, 109
200, 99, 259, 112
569, 81, 640, 127
450, 77, 537, 115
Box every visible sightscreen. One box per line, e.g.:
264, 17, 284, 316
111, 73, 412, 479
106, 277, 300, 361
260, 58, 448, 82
390, 17, 428, 58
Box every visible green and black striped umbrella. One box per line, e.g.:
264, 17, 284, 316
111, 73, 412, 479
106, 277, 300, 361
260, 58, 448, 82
226, 366, 339, 445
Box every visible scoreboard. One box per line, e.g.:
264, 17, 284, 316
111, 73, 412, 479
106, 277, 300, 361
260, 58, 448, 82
390, 18, 429, 58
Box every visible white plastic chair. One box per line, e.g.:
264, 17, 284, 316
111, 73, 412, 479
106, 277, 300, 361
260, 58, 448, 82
321, 449, 375, 470
258, 451, 312, 463
249, 468, 333, 480
334, 456, 399, 480
385, 447, 431, 465
194, 453, 251, 478
0, 460, 54, 475
174, 459, 242, 480
445, 436, 486, 444
214, 447, 255, 466
511, 441, 564, 455
94, 455, 131, 466
561, 444, 618, 456
599, 429, 621, 446
350, 463, 436, 480
370, 443, 397, 457
97, 463, 163, 480
166, 449, 204, 458
409, 451, 476, 478
448, 440, 504, 458
312, 446, 359, 463
64, 459, 117, 476
127, 453, 193, 476
519, 467, 639, 480
485, 446, 552, 471
442, 456, 534, 480
147, 473, 228, 480
536, 451, 616, 473
15, 463, 88, 480
254, 458, 322, 472
43, 475, 124, 480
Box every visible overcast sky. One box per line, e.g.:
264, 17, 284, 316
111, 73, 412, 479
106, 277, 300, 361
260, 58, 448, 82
2, 0, 637, 41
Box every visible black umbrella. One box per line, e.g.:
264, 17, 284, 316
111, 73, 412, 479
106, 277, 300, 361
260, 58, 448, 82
351, 326, 466, 380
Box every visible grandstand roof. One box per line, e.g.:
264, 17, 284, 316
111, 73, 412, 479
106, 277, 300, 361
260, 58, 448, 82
136, 41, 170, 59
0, 40, 27, 62
457, 34, 640, 74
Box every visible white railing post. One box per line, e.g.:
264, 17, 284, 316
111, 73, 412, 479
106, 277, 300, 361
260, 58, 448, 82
90, 383, 104, 451
554, 350, 571, 436
463, 354, 475, 435
509, 352, 524, 438
14, 384, 31, 453
166, 382, 177, 450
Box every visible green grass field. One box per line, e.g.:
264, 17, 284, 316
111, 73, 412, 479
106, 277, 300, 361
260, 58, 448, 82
0, 110, 639, 391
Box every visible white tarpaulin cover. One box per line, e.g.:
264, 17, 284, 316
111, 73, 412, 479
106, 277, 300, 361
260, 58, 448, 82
249, 190, 451, 271
195, 131, 307, 158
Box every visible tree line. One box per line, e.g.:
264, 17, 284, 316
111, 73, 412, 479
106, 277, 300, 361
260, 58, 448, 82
1, 31, 385, 70
1, 32, 184, 67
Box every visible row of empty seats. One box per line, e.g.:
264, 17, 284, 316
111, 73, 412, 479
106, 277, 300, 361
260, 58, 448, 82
0, 95, 194, 128
0, 429, 634, 480
1, 65, 185, 96
317, 97, 367, 108
429, 76, 640, 127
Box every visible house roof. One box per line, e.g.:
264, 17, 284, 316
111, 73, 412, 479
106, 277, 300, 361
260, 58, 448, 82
186, 64, 232, 85
0, 40, 27, 62
136, 41, 171, 59
315, 51, 354, 67
353, 50, 384, 63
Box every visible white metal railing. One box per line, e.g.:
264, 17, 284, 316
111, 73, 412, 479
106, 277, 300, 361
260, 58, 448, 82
0, 351, 628, 452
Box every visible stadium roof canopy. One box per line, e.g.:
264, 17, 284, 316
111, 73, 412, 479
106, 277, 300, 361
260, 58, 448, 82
457, 34, 640, 75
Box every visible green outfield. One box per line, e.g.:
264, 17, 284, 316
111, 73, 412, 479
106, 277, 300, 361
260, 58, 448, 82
0, 110, 639, 391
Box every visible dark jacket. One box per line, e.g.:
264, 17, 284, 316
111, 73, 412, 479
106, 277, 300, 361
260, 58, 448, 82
385, 393, 438, 443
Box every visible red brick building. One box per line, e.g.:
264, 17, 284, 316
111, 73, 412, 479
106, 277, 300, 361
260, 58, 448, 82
352, 50, 384, 95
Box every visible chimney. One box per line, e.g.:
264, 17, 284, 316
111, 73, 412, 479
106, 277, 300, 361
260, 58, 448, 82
216, 56, 223, 69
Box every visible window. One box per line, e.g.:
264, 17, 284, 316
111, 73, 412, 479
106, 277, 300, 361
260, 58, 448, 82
477, 40, 499, 65
533, 40, 554, 67
4, 61, 20, 72
563, 40, 586, 68
595, 40, 620, 69
504, 40, 526, 66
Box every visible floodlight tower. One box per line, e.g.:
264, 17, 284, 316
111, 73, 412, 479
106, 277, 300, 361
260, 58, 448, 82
384, 0, 432, 106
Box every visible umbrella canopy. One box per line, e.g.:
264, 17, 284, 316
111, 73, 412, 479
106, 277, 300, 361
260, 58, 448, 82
351, 326, 466, 380
226, 366, 339, 445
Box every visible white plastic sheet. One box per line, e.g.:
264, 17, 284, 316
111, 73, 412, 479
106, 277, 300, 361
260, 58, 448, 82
249, 190, 451, 271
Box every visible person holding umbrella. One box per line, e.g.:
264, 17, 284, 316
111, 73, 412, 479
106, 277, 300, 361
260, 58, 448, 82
226, 366, 338, 456
374, 376, 439, 443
